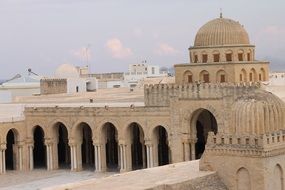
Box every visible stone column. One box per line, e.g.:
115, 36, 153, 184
17, 142, 24, 171
0, 144, 6, 174
45, 139, 54, 171
145, 141, 154, 168
183, 139, 190, 161
70, 145, 74, 171
119, 140, 127, 172
94, 143, 102, 172
0, 149, 3, 174
190, 138, 197, 160
28, 144, 34, 170
69, 140, 77, 172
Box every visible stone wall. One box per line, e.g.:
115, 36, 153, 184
40, 79, 67, 95
144, 82, 260, 107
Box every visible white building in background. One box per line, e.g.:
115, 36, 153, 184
41, 64, 98, 95
265, 71, 285, 101
0, 74, 41, 103
124, 64, 167, 81
93, 64, 169, 89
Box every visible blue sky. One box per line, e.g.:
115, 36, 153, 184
0, 0, 284, 78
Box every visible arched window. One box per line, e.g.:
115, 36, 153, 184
225, 50, 233, 62
240, 69, 247, 82
259, 68, 266, 81
249, 68, 257, 82
183, 70, 193, 83
216, 70, 227, 83
247, 50, 252, 61
212, 50, 220, 62
238, 50, 244, 61
193, 54, 198, 63
202, 53, 208, 63
199, 70, 210, 83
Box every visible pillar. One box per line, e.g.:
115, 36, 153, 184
69, 139, 82, 172
94, 143, 102, 172
17, 142, 24, 171
45, 139, 54, 171
119, 141, 127, 172
145, 141, 154, 168
28, 144, 34, 170
0, 145, 6, 174
190, 138, 197, 160
183, 139, 190, 161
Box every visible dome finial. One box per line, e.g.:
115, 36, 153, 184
220, 8, 223, 18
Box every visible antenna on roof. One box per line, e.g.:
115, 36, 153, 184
28, 68, 38, 76
220, 8, 223, 18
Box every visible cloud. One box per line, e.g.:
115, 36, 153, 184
105, 38, 133, 59
154, 43, 179, 56
71, 46, 92, 61
133, 27, 143, 38
262, 25, 285, 35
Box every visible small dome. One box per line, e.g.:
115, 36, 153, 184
232, 90, 285, 135
194, 17, 250, 47
55, 64, 79, 78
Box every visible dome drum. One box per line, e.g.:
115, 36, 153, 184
190, 46, 255, 64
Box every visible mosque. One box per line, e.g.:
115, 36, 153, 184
0, 14, 284, 190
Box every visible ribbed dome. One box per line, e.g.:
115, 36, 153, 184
232, 90, 285, 135
194, 17, 250, 47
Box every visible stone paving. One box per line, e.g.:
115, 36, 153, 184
0, 169, 115, 190
43, 161, 226, 190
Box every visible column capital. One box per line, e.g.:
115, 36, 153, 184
190, 137, 197, 144
118, 139, 126, 145
93, 142, 101, 147
0, 143, 6, 150
17, 141, 25, 147
26, 138, 34, 145
92, 138, 100, 145
145, 140, 153, 146
44, 138, 54, 146
68, 138, 78, 146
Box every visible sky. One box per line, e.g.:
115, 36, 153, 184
0, 0, 284, 79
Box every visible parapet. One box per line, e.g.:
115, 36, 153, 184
206, 130, 285, 157
40, 78, 67, 95
144, 82, 261, 107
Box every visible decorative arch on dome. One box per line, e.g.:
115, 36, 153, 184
273, 164, 284, 190
199, 70, 210, 83
183, 70, 193, 83
225, 49, 233, 62
238, 49, 245, 61
240, 69, 247, 82
247, 49, 252, 61
201, 51, 208, 63
259, 68, 266, 81
249, 68, 257, 82
236, 167, 251, 190
192, 52, 199, 63
216, 69, 227, 83
212, 50, 220, 62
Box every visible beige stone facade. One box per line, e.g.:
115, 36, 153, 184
0, 15, 284, 190
40, 79, 67, 95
